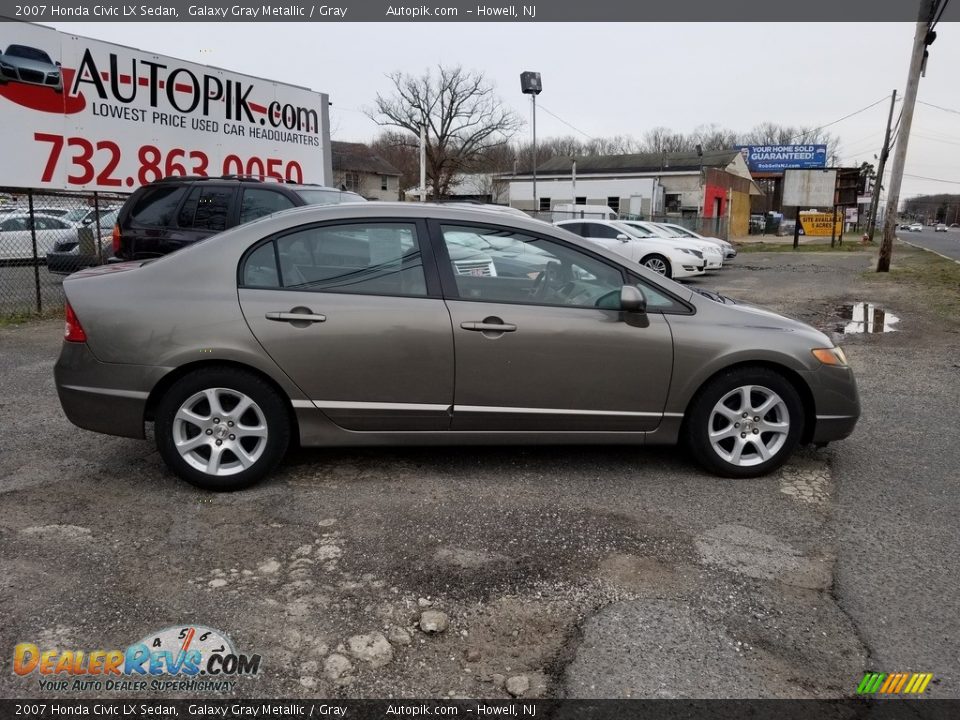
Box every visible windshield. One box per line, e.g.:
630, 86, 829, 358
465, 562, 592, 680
295, 189, 367, 206
616, 222, 654, 237
62, 208, 90, 224
6, 45, 53, 63
664, 224, 697, 238
649, 223, 686, 238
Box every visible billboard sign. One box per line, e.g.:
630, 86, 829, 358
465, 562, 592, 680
737, 145, 827, 173
0, 23, 331, 191
799, 211, 843, 237
783, 169, 837, 207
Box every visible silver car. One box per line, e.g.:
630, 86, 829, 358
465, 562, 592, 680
0, 44, 63, 92
55, 204, 860, 490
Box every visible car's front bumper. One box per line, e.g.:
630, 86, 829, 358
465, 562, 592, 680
673, 261, 706, 279
805, 364, 861, 444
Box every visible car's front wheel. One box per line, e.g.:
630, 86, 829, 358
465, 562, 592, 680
155, 367, 291, 491
641, 254, 672, 278
684, 367, 803, 478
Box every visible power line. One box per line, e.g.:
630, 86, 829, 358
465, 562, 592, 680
535, 104, 596, 140
917, 100, 960, 117
931, 0, 950, 29
913, 132, 960, 148
904, 172, 960, 185
789, 94, 894, 143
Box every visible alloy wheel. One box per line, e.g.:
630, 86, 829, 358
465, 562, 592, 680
172, 388, 268, 476
708, 384, 790, 467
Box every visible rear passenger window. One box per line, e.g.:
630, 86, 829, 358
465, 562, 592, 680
130, 186, 188, 227
240, 189, 296, 224
242, 243, 280, 288
178, 186, 233, 231
240, 223, 427, 297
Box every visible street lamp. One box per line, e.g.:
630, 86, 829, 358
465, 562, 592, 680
520, 71, 542, 213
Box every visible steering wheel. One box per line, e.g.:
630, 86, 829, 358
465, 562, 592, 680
532, 261, 562, 300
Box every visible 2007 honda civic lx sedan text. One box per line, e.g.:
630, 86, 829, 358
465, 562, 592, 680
54, 204, 860, 491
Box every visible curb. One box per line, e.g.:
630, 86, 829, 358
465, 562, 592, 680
899, 237, 960, 266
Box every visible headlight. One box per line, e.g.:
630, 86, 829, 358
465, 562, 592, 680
680, 248, 702, 258
812, 347, 848, 367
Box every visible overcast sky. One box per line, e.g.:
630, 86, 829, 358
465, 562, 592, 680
48, 21, 960, 200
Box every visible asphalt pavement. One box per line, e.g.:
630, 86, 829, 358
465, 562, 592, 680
899, 226, 960, 262
1, 247, 958, 699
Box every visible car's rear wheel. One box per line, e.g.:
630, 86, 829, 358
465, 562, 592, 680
155, 367, 290, 491
684, 367, 803, 478
642, 254, 672, 278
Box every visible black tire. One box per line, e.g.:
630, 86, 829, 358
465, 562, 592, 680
641, 254, 672, 279
683, 366, 804, 478
155, 366, 290, 491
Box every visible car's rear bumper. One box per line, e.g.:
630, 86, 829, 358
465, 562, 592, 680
54, 341, 168, 439
46, 251, 97, 275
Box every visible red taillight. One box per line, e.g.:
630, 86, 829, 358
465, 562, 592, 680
111, 224, 121, 256
64, 302, 87, 343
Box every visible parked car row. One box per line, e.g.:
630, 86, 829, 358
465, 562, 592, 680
552, 218, 734, 280
0, 204, 120, 265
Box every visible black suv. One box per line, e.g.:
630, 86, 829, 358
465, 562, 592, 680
112, 176, 364, 261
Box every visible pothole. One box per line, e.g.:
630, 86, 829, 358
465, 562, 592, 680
836, 302, 899, 334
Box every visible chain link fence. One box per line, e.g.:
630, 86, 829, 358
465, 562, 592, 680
0, 187, 128, 317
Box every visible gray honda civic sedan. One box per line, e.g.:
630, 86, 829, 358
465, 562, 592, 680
54, 204, 859, 491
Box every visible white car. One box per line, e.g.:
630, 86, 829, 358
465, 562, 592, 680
653, 222, 737, 260
0, 212, 78, 261
908, 223, 923, 232
555, 219, 706, 279
618, 221, 724, 270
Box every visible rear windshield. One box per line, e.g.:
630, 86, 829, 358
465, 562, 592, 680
294, 189, 366, 206
129, 186, 188, 227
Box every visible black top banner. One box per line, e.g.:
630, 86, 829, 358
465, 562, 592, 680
0, 0, 958, 22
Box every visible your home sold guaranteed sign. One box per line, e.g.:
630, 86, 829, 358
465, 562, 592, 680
0, 22, 332, 190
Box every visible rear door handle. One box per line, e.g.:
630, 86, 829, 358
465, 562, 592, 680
266, 311, 326, 323
460, 321, 517, 332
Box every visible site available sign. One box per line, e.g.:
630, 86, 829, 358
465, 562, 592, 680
799, 211, 843, 237
0, 23, 331, 191
737, 145, 828, 172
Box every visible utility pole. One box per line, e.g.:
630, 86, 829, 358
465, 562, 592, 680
419, 122, 426, 203
878, 0, 938, 272
865, 89, 897, 242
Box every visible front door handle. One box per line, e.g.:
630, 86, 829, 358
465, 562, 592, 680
460, 321, 517, 332
266, 311, 326, 323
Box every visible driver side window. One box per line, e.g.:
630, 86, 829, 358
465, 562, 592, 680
439, 224, 624, 309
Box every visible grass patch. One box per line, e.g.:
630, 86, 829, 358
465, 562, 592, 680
0, 306, 63, 328
860, 244, 960, 318
737, 241, 871, 253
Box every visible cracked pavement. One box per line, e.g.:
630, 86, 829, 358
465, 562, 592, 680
1, 245, 957, 699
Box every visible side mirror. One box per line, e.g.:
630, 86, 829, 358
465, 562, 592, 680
620, 285, 646, 313
56, 61, 62, 67
616, 234, 630, 243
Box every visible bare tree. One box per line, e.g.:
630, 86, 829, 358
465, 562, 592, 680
640, 127, 691, 154
368, 66, 522, 198
370, 130, 420, 195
